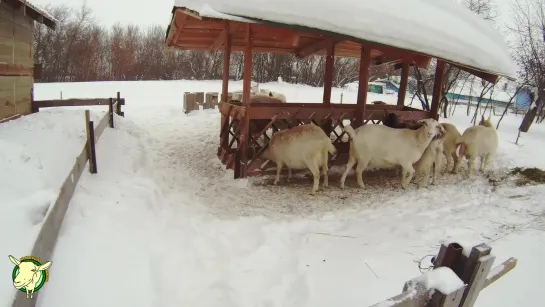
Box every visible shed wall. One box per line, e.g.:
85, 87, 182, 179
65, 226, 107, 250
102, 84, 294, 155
0, 2, 34, 120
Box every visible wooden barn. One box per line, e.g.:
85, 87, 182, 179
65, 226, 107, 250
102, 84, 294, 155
164, 0, 517, 179
0, 0, 56, 121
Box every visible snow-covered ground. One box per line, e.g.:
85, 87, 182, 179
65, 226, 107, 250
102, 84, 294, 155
1, 80, 544, 307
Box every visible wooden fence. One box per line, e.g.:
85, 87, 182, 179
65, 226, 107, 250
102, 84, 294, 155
31, 91, 126, 117
370, 242, 517, 307
11, 97, 125, 307
183, 91, 219, 113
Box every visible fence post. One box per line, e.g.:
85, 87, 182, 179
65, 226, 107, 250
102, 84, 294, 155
116, 92, 123, 116
108, 98, 114, 128
459, 244, 495, 307
85, 110, 98, 174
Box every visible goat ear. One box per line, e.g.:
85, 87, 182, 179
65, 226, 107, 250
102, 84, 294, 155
8, 255, 20, 266
417, 119, 428, 126
37, 261, 52, 271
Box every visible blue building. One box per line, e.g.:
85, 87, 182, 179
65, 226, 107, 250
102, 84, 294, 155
514, 87, 533, 110
373, 79, 400, 93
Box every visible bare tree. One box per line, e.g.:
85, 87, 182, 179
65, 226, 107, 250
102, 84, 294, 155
508, 0, 545, 131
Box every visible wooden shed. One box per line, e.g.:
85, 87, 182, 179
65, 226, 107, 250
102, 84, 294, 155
0, 0, 56, 121
165, 0, 517, 179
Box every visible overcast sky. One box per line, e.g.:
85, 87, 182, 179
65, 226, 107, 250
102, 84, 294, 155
30, 0, 517, 29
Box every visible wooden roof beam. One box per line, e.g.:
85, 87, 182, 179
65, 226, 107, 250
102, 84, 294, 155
209, 22, 240, 52
296, 38, 340, 59
450, 63, 499, 84
166, 9, 189, 46
373, 56, 402, 66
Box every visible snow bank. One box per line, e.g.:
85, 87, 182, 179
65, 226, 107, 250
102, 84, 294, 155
0, 109, 103, 307
175, 0, 517, 79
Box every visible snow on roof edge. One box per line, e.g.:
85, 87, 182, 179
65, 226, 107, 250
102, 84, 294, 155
25, 0, 58, 24
171, 0, 518, 81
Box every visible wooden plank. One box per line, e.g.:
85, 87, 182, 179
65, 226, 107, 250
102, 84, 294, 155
14, 84, 31, 114
85, 110, 97, 174
450, 63, 499, 84
0, 63, 32, 76
296, 38, 340, 59
433, 242, 464, 269
429, 285, 467, 307
12, 22, 32, 42
483, 257, 517, 289
0, 76, 14, 91
33, 99, 112, 109
460, 254, 496, 307
108, 98, 114, 128
0, 16, 14, 38
0, 113, 21, 123
11, 8, 33, 29
0, 38, 33, 66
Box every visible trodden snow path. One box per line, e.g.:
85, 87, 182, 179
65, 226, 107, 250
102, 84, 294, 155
24, 80, 545, 307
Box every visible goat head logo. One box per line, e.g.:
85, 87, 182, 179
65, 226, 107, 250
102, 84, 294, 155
8, 255, 52, 299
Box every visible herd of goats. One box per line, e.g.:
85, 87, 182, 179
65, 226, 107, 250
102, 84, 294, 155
228, 85, 499, 194
260, 112, 499, 194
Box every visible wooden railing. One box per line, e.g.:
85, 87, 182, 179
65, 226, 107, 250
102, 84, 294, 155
218, 101, 431, 178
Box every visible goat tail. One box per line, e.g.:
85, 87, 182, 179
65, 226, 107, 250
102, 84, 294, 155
456, 140, 466, 158
327, 140, 337, 155
343, 125, 357, 140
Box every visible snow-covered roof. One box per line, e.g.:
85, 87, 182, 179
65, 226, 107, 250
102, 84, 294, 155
174, 0, 517, 80
3, 0, 57, 29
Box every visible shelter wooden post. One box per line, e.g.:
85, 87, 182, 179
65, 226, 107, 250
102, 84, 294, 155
431, 60, 445, 120
354, 46, 371, 127
322, 39, 335, 105
322, 39, 335, 134
236, 24, 252, 179
397, 62, 409, 106
220, 21, 232, 155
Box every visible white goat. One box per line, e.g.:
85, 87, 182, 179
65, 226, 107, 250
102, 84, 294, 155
439, 122, 463, 173
453, 115, 498, 176
9, 255, 52, 298
253, 90, 287, 103
412, 134, 445, 188
262, 123, 337, 194
340, 118, 445, 189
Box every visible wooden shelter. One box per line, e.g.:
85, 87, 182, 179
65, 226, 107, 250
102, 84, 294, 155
165, 1, 516, 179
0, 0, 56, 121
